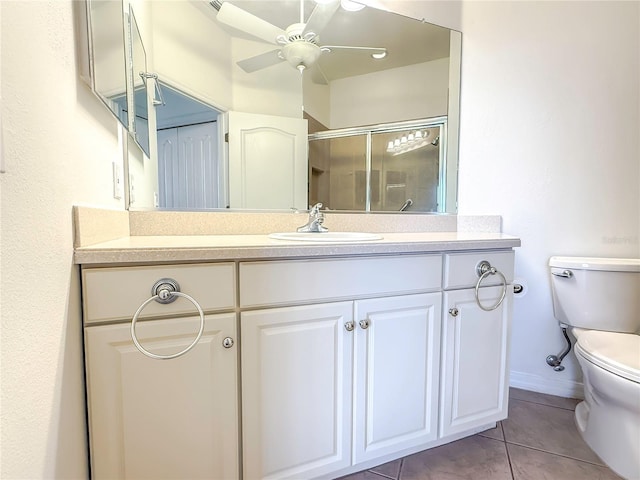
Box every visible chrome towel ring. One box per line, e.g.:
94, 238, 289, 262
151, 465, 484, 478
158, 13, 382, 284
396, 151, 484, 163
475, 261, 508, 311
130, 278, 205, 360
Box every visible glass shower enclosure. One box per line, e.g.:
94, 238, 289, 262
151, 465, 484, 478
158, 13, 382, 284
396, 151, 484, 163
308, 118, 449, 213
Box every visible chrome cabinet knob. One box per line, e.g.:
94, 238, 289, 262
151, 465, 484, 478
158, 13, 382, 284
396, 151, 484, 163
222, 337, 234, 348
449, 308, 459, 317
344, 321, 355, 332
359, 319, 370, 329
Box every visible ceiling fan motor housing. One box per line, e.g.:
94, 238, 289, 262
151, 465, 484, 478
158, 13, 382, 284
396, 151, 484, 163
281, 25, 322, 71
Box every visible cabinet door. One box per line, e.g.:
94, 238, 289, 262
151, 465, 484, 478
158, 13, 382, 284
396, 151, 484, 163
241, 302, 353, 480
441, 286, 512, 437
353, 293, 442, 464
85, 313, 238, 480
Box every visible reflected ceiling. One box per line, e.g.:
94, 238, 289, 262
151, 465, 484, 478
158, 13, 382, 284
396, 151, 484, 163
194, 0, 451, 82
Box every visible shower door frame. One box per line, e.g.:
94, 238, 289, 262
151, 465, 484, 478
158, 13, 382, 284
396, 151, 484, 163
308, 116, 450, 213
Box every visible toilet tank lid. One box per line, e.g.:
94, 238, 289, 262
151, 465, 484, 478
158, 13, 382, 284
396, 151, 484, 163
549, 256, 640, 272
576, 330, 640, 383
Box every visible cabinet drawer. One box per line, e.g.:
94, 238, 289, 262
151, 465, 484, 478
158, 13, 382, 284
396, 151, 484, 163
443, 251, 514, 290
82, 263, 235, 324
240, 255, 442, 308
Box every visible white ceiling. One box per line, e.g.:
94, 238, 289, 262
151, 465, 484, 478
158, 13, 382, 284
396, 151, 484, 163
193, 0, 452, 81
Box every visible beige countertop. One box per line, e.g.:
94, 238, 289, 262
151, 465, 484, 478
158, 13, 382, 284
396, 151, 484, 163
74, 232, 521, 265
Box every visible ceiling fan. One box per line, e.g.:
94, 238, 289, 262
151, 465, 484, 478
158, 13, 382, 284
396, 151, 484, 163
209, 0, 387, 82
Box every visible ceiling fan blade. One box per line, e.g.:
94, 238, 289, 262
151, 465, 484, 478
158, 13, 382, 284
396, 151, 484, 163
322, 45, 387, 57
215, 2, 286, 45
301, 1, 340, 39
237, 49, 284, 73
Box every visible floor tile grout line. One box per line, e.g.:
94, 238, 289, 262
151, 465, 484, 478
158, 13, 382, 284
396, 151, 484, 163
504, 440, 607, 468
509, 396, 579, 412
364, 472, 393, 480
367, 472, 394, 480
367, 458, 402, 480
504, 437, 517, 480
511, 400, 577, 412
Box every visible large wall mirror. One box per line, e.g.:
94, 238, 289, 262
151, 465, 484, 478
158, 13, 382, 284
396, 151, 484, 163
80, 0, 129, 128
82, 0, 461, 213
78, 0, 154, 157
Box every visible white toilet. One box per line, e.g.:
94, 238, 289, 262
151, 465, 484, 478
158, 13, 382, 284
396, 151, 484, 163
549, 256, 640, 480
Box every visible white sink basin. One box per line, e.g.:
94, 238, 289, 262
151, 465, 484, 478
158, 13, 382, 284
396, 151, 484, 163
269, 232, 383, 242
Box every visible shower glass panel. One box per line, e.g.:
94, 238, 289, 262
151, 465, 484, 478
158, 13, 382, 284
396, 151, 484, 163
371, 127, 441, 212
308, 118, 446, 212
309, 134, 368, 211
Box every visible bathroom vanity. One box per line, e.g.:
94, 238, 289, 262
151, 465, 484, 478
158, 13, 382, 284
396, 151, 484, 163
75, 212, 519, 480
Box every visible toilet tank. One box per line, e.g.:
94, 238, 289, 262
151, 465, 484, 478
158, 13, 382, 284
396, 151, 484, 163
549, 256, 640, 333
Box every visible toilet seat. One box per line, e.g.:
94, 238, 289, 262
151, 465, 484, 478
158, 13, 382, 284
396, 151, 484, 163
575, 330, 640, 383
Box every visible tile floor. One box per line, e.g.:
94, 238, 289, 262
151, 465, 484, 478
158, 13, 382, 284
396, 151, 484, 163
339, 388, 622, 480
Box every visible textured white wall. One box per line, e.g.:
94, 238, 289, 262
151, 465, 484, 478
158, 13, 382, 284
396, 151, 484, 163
1, 0, 639, 477
151, 0, 232, 109
329, 59, 450, 129
375, 0, 639, 396
1, 1, 123, 478
231, 37, 304, 118
456, 1, 639, 395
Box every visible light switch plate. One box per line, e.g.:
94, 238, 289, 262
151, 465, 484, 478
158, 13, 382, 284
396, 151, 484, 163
112, 162, 123, 199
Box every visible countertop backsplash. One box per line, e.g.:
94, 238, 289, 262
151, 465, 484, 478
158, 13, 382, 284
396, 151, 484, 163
74, 206, 503, 248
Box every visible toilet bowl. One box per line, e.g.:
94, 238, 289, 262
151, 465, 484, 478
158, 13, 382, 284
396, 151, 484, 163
548, 256, 640, 480
573, 329, 640, 480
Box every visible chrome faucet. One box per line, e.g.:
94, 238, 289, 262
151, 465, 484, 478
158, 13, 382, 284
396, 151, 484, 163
297, 203, 328, 233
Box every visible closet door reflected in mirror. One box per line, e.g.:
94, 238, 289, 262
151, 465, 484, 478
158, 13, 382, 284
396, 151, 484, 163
158, 123, 220, 209
155, 82, 224, 209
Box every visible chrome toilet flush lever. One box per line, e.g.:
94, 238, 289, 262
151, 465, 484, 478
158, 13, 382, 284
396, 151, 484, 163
551, 269, 573, 278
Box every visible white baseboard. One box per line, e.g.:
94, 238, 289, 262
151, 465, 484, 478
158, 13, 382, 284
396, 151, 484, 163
510, 370, 584, 399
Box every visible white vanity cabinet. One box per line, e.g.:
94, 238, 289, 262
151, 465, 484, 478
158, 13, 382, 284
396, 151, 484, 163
78, 245, 518, 480
81, 263, 239, 480
239, 256, 443, 479
439, 251, 514, 437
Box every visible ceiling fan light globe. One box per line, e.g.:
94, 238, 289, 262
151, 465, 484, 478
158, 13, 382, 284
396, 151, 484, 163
282, 41, 322, 70
341, 0, 365, 11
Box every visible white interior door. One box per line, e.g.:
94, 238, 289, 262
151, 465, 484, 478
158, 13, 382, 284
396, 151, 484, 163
157, 122, 219, 209
227, 111, 308, 210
